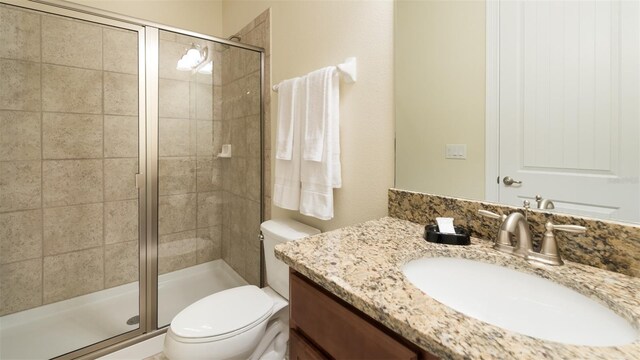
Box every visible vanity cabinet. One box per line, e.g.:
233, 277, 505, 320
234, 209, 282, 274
289, 270, 439, 360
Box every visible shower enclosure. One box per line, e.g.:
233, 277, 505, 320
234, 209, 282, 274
0, 1, 264, 359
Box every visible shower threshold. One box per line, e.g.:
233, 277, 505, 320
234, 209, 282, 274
0, 260, 247, 360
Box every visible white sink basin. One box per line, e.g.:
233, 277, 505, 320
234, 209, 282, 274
402, 257, 638, 346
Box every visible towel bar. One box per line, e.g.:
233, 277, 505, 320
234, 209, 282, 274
272, 57, 356, 92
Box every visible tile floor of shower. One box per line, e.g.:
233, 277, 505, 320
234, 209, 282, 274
0, 260, 247, 360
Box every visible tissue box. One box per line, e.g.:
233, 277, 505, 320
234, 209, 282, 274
423, 225, 470, 246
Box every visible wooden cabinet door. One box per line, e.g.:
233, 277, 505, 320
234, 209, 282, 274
290, 328, 329, 360
290, 272, 419, 360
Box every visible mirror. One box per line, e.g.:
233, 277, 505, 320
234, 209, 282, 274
395, 0, 640, 224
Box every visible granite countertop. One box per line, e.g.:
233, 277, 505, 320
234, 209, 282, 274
274, 217, 640, 359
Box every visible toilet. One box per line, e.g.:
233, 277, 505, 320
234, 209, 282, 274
163, 219, 320, 360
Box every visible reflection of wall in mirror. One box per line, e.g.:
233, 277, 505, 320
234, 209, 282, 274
395, 0, 640, 224
395, 0, 486, 200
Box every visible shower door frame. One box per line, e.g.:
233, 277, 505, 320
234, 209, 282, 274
0, 0, 150, 358
0, 1, 266, 359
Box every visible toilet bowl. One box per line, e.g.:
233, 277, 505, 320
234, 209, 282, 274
163, 219, 320, 360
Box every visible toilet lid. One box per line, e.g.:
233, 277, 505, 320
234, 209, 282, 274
170, 285, 274, 339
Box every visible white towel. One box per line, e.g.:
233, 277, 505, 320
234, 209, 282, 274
299, 67, 341, 220
273, 77, 306, 210
275, 78, 299, 160
303, 67, 333, 161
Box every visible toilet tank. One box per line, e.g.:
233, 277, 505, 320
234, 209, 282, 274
260, 219, 320, 299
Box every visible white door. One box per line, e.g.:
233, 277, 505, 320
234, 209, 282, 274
498, 0, 640, 222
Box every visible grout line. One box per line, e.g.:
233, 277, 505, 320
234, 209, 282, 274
0, 55, 137, 76
37, 244, 109, 261
39, 12, 45, 307
101, 26, 107, 291
0, 156, 140, 163
0, 197, 139, 215
0, 108, 135, 117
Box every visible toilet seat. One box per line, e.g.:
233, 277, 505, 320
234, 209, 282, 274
169, 285, 274, 343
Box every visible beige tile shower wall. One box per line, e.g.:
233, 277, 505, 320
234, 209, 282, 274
0, 5, 140, 316
220, 11, 268, 286
157, 32, 223, 275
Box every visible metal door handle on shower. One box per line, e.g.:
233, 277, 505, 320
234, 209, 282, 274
503, 176, 522, 186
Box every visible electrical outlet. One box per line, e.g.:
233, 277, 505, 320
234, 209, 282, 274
445, 144, 467, 159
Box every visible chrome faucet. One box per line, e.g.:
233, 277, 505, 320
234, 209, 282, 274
479, 209, 532, 255
535, 195, 555, 210
500, 211, 534, 258
478, 209, 587, 266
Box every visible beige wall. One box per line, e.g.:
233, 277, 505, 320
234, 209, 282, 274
68, 0, 223, 36
222, 0, 396, 232
395, 0, 485, 200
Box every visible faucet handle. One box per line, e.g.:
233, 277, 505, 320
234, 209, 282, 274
537, 221, 587, 266
478, 209, 506, 221
548, 222, 586, 234
522, 200, 531, 220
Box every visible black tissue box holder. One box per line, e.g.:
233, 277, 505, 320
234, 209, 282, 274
423, 225, 470, 246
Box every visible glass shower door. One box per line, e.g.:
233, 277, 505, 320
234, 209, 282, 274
156, 29, 263, 328
0, 3, 145, 358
